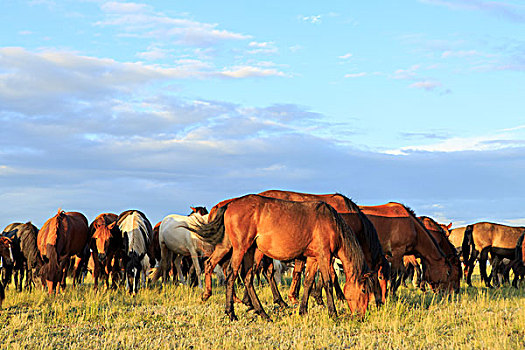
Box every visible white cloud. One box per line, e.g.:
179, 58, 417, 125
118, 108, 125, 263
301, 15, 322, 24
97, 2, 251, 46
344, 72, 367, 78
339, 53, 353, 60
409, 80, 442, 91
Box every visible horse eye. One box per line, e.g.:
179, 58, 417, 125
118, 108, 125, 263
378, 275, 383, 280
362, 288, 366, 293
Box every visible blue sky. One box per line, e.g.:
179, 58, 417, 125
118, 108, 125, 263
1, 0, 524, 228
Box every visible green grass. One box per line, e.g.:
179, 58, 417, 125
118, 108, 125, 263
0, 273, 524, 349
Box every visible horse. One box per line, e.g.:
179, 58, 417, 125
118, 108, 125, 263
0, 237, 14, 308
462, 222, 524, 288
117, 210, 153, 295
447, 227, 466, 257
503, 233, 525, 288
89, 213, 123, 290
418, 216, 462, 292
258, 190, 389, 306
1, 222, 42, 291
192, 194, 374, 321
37, 210, 89, 294
151, 207, 213, 288
359, 203, 453, 294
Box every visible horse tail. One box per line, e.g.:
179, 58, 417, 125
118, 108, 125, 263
189, 205, 229, 246
462, 225, 475, 266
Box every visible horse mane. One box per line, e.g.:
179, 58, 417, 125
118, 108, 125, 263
333, 193, 360, 212
316, 202, 367, 279
402, 205, 447, 259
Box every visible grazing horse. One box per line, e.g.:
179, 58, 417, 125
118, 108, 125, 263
89, 213, 122, 290
258, 190, 389, 305
151, 207, 212, 288
419, 216, 462, 292
0, 237, 14, 308
1, 222, 42, 291
117, 210, 153, 295
462, 222, 524, 288
359, 203, 452, 294
37, 210, 89, 294
193, 194, 374, 321
504, 233, 525, 287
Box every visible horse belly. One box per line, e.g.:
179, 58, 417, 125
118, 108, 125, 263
255, 234, 306, 261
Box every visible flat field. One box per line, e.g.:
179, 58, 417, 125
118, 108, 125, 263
0, 273, 524, 349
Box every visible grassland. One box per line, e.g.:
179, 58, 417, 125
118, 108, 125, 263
0, 272, 524, 350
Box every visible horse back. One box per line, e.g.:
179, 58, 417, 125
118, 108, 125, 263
471, 222, 524, 250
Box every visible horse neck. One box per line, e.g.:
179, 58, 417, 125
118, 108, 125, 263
412, 217, 445, 263
336, 242, 363, 284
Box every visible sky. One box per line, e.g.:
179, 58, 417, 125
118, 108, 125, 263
0, 0, 524, 228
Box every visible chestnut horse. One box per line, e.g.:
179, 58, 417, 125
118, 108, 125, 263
259, 190, 389, 305
462, 222, 524, 287
89, 213, 123, 290
37, 210, 89, 294
1, 222, 42, 291
359, 203, 452, 294
193, 194, 374, 321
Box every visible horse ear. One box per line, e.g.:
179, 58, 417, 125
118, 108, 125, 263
108, 221, 117, 230
191, 207, 196, 212
447, 222, 452, 230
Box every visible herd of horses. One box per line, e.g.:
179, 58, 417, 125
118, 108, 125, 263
0, 190, 524, 321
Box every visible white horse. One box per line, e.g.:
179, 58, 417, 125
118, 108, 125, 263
155, 210, 215, 288
117, 210, 152, 294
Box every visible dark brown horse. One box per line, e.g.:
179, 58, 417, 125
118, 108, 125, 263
0, 236, 14, 308
359, 203, 453, 293
37, 209, 90, 294
418, 216, 461, 292
259, 190, 389, 305
1, 222, 42, 291
462, 222, 524, 287
89, 213, 122, 290
193, 194, 374, 321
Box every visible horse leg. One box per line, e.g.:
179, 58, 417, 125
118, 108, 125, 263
202, 245, 231, 302
188, 249, 203, 289
174, 255, 185, 285
319, 259, 337, 319
331, 263, 345, 302
225, 249, 245, 321
299, 258, 318, 316
311, 273, 324, 306
288, 258, 305, 305
491, 255, 501, 287
261, 256, 288, 308
479, 248, 492, 288
242, 247, 271, 321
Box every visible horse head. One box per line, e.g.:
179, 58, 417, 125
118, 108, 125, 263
190, 206, 209, 216
344, 272, 373, 318
92, 221, 117, 263
0, 237, 14, 268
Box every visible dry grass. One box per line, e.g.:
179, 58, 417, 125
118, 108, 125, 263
0, 272, 524, 349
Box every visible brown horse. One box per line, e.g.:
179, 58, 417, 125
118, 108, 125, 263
259, 190, 389, 305
419, 216, 461, 291
89, 213, 122, 290
37, 209, 89, 294
0, 236, 14, 308
1, 222, 42, 291
193, 194, 373, 321
462, 222, 524, 287
359, 203, 453, 293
